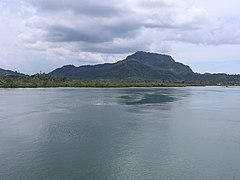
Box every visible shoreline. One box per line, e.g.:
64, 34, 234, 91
0, 84, 236, 88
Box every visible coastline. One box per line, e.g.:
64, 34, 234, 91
0, 81, 235, 88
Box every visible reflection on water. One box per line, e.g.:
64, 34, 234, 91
119, 90, 176, 105
1, 87, 240, 180
118, 88, 190, 106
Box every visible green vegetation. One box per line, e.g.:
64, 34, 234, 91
0, 73, 238, 88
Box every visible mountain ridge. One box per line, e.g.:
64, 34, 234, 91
0, 68, 26, 77
50, 51, 194, 81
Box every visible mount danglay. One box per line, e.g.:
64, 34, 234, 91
50, 51, 194, 80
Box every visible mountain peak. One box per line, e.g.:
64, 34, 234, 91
132, 51, 171, 57
126, 51, 174, 63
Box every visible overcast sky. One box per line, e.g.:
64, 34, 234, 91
0, 0, 240, 74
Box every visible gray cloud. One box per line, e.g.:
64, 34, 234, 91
25, 0, 126, 17
23, 0, 144, 46
41, 17, 142, 43
44, 25, 113, 43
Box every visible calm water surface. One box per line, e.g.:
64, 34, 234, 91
1, 87, 240, 180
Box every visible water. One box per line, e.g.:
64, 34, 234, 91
1, 87, 240, 180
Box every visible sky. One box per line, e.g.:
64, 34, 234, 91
0, 0, 240, 74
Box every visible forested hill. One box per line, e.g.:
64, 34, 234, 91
0, 68, 25, 77
50, 51, 194, 81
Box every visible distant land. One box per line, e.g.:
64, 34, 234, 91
0, 51, 240, 87
50, 51, 193, 81
0, 68, 25, 77
50, 51, 240, 83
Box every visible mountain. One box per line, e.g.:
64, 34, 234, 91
50, 51, 194, 81
0, 68, 25, 77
